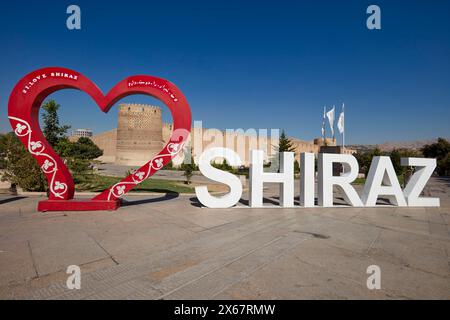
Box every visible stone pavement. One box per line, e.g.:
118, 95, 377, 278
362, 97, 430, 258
0, 177, 449, 299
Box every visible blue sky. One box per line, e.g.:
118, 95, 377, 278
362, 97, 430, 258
0, 0, 449, 144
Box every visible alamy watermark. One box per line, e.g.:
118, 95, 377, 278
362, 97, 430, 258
172, 121, 283, 171
366, 5, 381, 30
66, 5, 81, 30
366, 265, 381, 290
66, 265, 81, 289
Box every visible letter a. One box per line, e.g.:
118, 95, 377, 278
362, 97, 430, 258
66, 5, 81, 30
366, 5, 381, 30
66, 265, 81, 289
366, 265, 381, 289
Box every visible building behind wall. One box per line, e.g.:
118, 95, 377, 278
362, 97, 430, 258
72, 128, 93, 138
69, 128, 93, 142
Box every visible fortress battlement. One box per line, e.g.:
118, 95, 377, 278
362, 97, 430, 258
118, 103, 162, 113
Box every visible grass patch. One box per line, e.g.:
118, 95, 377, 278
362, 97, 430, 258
353, 177, 366, 185
75, 174, 194, 194
352, 175, 405, 185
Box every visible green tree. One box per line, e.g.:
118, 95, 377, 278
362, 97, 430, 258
57, 137, 103, 160
422, 138, 450, 159
180, 148, 197, 184
0, 133, 47, 192
354, 147, 382, 176
294, 159, 300, 174
54, 137, 103, 183
53, 137, 73, 158
221, 159, 231, 171
41, 100, 70, 147
422, 138, 450, 176
278, 130, 295, 152
268, 130, 297, 172
213, 159, 232, 171
182, 164, 194, 185
438, 153, 450, 176
67, 158, 91, 177
165, 160, 174, 170
390, 148, 421, 176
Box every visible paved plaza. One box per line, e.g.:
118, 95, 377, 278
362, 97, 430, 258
0, 177, 449, 299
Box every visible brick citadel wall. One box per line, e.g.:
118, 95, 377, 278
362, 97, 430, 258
88, 103, 343, 167
115, 104, 163, 166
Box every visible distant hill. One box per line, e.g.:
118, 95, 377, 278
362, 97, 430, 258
348, 138, 449, 153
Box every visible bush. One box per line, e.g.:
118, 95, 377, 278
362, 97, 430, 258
422, 138, 450, 176
437, 153, 450, 176
354, 148, 381, 176
390, 148, 422, 176
56, 137, 103, 160
67, 158, 91, 183
294, 159, 300, 174
355, 147, 423, 179
0, 133, 47, 191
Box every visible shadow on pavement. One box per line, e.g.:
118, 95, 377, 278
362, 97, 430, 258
0, 196, 26, 205
121, 192, 179, 206
189, 196, 291, 207
189, 195, 399, 208
190, 197, 203, 207
241, 197, 279, 206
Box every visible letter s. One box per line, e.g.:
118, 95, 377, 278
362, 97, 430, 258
195, 148, 243, 208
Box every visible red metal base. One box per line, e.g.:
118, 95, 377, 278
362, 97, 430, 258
37, 199, 121, 212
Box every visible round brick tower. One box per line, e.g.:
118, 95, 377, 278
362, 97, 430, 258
116, 103, 163, 166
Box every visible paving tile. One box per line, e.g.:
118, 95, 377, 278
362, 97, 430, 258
367, 229, 450, 278
0, 177, 449, 299
0, 240, 36, 285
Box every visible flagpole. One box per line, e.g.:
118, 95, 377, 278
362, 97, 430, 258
342, 103, 345, 152
332, 105, 335, 142
322, 106, 326, 146
341, 103, 345, 174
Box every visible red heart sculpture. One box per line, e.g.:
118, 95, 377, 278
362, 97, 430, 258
8, 67, 191, 211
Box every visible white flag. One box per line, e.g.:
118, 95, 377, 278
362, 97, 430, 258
337, 104, 344, 134
326, 106, 335, 137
